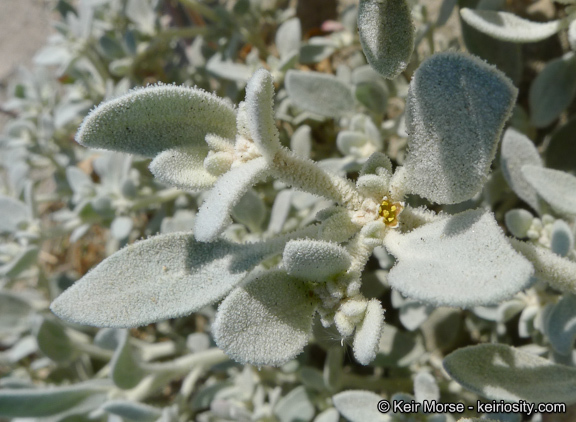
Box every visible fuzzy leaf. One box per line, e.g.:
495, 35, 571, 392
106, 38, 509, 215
500, 128, 543, 212
285, 70, 355, 118
291, 125, 312, 158
51, 233, 264, 327
530, 52, 576, 128
194, 157, 269, 242
110, 330, 145, 389
283, 239, 352, 282
332, 390, 387, 422
314, 408, 340, 422
460, 9, 565, 42
149, 146, 218, 192
505, 209, 534, 239
522, 165, 576, 216
511, 239, 576, 294
0, 381, 110, 418
384, 209, 533, 307
276, 18, 301, 59
353, 299, 385, 365
402, 52, 517, 204
245, 69, 281, 159
358, 0, 414, 79
76, 84, 237, 157
444, 343, 576, 404
212, 270, 317, 366
0, 292, 33, 336
101, 400, 161, 421
0, 196, 31, 233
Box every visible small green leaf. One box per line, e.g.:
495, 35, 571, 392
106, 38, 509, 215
212, 270, 317, 366
529, 52, 576, 128
358, 0, 415, 79
401, 52, 517, 204
551, 219, 574, 257
444, 343, 576, 404
285, 70, 355, 118
505, 209, 534, 239
76, 84, 237, 157
110, 330, 145, 389
460, 9, 565, 42
33, 317, 76, 363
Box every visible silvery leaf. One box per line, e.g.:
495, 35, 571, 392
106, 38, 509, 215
460, 9, 566, 42
500, 128, 543, 213
285, 70, 355, 118
0, 335, 37, 363
206, 53, 253, 83
414, 371, 440, 403
399, 301, 434, 331
111, 216, 133, 240
384, 209, 533, 307
276, 18, 301, 60
511, 239, 576, 294
110, 330, 145, 389
212, 270, 318, 366
149, 146, 218, 192
51, 233, 265, 327
332, 390, 388, 422
355, 82, 388, 114
0, 195, 31, 233
101, 400, 161, 422
245, 69, 282, 159
374, 324, 425, 367
314, 408, 340, 422
76, 84, 237, 157
360, 152, 393, 177
291, 125, 312, 159
444, 343, 576, 404
358, 0, 414, 79
551, 219, 574, 257
299, 39, 336, 64
522, 165, 576, 216
529, 52, 576, 128
0, 380, 110, 418
194, 157, 269, 242
545, 295, 576, 356
353, 299, 385, 365
401, 52, 517, 204
283, 239, 352, 282
274, 386, 315, 422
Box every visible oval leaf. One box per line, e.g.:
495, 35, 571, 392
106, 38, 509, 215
212, 270, 317, 366
460, 9, 564, 42
384, 209, 533, 307
285, 70, 355, 118
283, 239, 352, 282
110, 330, 145, 389
401, 52, 517, 204
358, 0, 414, 79
529, 52, 576, 128
522, 165, 576, 216
353, 299, 385, 365
500, 128, 543, 213
332, 390, 387, 422
51, 233, 264, 327
444, 343, 576, 404
76, 84, 237, 157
